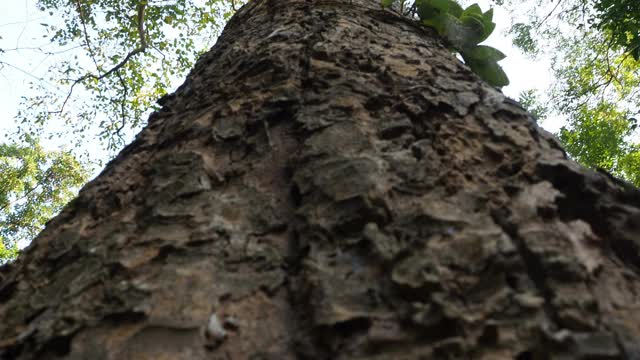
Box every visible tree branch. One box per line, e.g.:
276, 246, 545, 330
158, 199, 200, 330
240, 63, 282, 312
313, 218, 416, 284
51, 1, 149, 115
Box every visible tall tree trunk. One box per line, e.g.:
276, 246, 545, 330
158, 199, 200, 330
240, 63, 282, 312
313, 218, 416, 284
2, 0, 640, 358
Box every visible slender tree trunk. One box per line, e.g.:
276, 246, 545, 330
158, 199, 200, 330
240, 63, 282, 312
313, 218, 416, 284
2, 0, 640, 358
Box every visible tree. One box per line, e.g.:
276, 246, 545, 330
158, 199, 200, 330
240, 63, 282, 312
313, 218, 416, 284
496, 0, 640, 185
1, 0, 640, 358
6, 0, 238, 151
0, 136, 88, 262
0, 0, 238, 257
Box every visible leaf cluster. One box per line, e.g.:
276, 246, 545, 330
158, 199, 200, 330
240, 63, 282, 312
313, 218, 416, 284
593, 0, 640, 60
0, 136, 89, 262
14, 0, 240, 152
559, 102, 640, 185
497, 0, 640, 186
383, 0, 509, 87
0, 0, 239, 258
518, 89, 548, 122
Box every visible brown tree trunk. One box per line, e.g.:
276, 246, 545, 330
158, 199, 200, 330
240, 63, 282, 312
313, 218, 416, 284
1, 0, 640, 358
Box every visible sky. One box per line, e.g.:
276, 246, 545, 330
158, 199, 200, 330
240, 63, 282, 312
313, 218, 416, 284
0, 0, 562, 164
0, 0, 72, 137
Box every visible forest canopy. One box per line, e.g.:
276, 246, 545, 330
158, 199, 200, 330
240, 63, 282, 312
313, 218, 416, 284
496, 0, 640, 184
0, 0, 638, 261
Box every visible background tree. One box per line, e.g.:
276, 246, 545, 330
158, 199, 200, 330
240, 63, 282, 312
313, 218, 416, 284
0, 0, 239, 260
0, 136, 88, 262
10, 0, 238, 151
0, 0, 639, 358
495, 0, 640, 185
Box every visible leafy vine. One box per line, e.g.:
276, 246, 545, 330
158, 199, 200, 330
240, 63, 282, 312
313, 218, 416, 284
383, 0, 510, 87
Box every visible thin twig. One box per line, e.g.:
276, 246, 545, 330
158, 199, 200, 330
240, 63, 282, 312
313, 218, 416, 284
74, 0, 100, 71
536, 0, 563, 29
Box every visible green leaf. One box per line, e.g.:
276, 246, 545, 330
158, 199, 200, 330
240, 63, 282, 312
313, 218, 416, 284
463, 45, 506, 62
477, 8, 496, 43
483, 8, 494, 22
416, 0, 449, 19
477, 21, 496, 43
462, 3, 483, 17
461, 12, 485, 33
422, 13, 450, 35
628, 37, 640, 60
448, 14, 484, 48
464, 56, 510, 87
0, 136, 89, 261
429, 0, 450, 12
448, 0, 463, 17
456, 5, 495, 46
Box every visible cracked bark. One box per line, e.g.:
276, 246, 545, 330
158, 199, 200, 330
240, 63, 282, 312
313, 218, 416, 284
1, 0, 640, 358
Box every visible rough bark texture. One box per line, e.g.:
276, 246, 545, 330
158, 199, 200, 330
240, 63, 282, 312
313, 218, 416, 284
1, 0, 640, 358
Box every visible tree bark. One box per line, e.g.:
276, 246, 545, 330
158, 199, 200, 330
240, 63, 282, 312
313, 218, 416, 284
2, 0, 640, 358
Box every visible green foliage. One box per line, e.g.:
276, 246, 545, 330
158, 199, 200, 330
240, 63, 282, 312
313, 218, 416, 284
462, 45, 509, 88
518, 89, 548, 122
0, 0, 240, 260
16, 0, 239, 151
383, 0, 509, 87
620, 149, 640, 185
559, 102, 640, 186
551, 27, 640, 186
593, 0, 640, 60
509, 22, 538, 56
0, 137, 89, 261
497, 0, 640, 185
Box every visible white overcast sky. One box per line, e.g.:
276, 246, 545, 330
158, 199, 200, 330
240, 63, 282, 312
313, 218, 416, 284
0, 0, 562, 161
